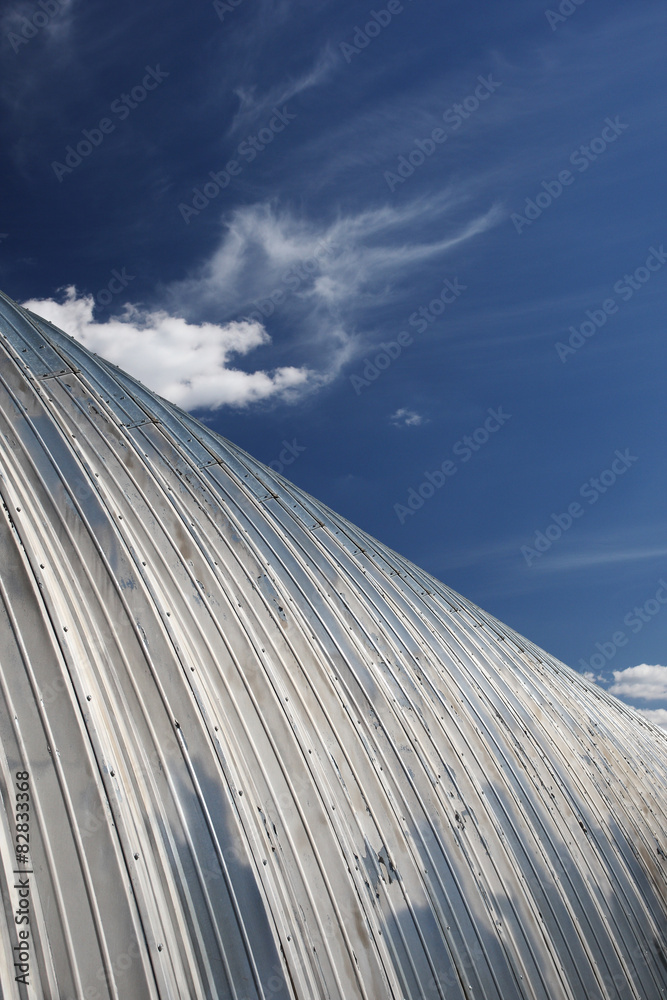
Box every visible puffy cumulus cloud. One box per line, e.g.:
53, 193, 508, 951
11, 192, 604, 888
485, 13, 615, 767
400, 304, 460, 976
637, 708, 667, 732
608, 664, 667, 702
390, 408, 426, 427
582, 670, 605, 683
21, 287, 319, 410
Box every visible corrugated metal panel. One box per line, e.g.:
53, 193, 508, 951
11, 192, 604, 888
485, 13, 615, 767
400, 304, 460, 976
0, 288, 665, 999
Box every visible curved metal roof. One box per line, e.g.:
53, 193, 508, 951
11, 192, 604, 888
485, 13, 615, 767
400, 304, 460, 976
0, 287, 666, 999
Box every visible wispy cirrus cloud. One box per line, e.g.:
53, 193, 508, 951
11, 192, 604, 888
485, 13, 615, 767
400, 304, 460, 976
230, 44, 338, 133
170, 195, 501, 316
2, 0, 76, 52
167, 193, 501, 381
21, 191, 500, 410
541, 544, 667, 572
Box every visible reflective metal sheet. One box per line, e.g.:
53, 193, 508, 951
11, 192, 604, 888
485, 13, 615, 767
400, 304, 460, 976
0, 289, 666, 999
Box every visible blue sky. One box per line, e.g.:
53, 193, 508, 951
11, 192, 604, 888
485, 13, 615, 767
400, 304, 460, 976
2, 0, 666, 723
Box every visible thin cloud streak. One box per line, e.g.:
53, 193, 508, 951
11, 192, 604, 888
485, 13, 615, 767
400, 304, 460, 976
168, 194, 501, 383
230, 45, 338, 134
171, 194, 501, 314
544, 544, 667, 572
19, 190, 499, 410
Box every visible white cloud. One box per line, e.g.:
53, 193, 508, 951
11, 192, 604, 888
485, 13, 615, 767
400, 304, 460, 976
636, 708, 667, 732
174, 195, 500, 307
22, 287, 319, 410
543, 544, 667, 572
608, 664, 667, 702
230, 45, 337, 133
390, 408, 425, 427
2, 0, 75, 44
169, 196, 501, 372
23, 192, 499, 411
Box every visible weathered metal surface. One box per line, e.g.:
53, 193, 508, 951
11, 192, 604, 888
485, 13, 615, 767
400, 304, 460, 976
0, 287, 665, 999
